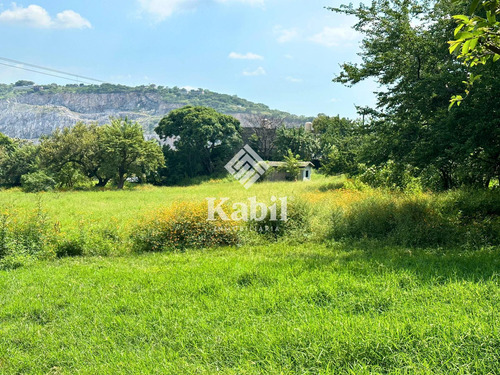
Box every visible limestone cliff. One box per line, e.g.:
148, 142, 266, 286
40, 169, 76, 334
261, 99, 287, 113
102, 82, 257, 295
0, 84, 309, 139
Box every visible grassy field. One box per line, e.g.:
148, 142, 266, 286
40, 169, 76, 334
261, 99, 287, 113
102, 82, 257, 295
1, 244, 500, 374
1, 176, 499, 373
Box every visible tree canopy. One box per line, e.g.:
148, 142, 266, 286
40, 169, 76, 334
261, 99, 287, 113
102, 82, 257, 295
329, 0, 500, 189
155, 106, 242, 180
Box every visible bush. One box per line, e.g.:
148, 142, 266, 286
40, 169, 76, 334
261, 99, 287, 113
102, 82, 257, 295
329, 190, 500, 248
248, 198, 312, 240
132, 202, 239, 252
0, 253, 35, 271
55, 239, 84, 257
332, 196, 398, 240
0, 206, 55, 262
21, 171, 56, 193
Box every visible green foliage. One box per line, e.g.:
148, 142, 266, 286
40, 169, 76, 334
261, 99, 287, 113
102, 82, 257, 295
0, 140, 39, 187
278, 150, 301, 181
274, 125, 320, 161
0, 204, 54, 260
330, 0, 500, 190
330, 190, 500, 247
21, 171, 56, 193
449, 0, 500, 65
103, 118, 164, 189
39, 122, 113, 187
249, 198, 312, 241
132, 202, 239, 252
448, 0, 500, 106
315, 115, 365, 176
40, 119, 164, 189
14, 80, 35, 87
156, 106, 242, 181
55, 238, 84, 258
357, 162, 422, 192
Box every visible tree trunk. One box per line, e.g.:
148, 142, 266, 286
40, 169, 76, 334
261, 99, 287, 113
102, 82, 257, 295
95, 177, 110, 187
117, 174, 125, 189
439, 168, 453, 191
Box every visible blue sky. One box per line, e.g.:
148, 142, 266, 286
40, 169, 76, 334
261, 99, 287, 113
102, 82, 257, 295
0, 0, 377, 118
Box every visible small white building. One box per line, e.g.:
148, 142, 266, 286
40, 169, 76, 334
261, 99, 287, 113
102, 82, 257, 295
266, 161, 314, 181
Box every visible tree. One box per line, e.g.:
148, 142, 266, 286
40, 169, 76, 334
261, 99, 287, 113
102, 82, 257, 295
155, 106, 242, 179
448, 0, 500, 106
313, 115, 363, 175
279, 150, 301, 181
0, 140, 39, 187
103, 118, 164, 189
1, 133, 39, 187
274, 125, 320, 161
246, 114, 283, 160
39, 122, 115, 187
330, 0, 500, 189
14, 80, 35, 87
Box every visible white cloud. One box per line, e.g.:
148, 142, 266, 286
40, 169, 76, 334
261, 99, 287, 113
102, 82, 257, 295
274, 26, 299, 43
138, 0, 265, 21
286, 76, 302, 83
54, 10, 92, 29
309, 26, 359, 47
215, 0, 265, 5
229, 52, 264, 60
284, 54, 293, 60
0, 4, 91, 29
138, 0, 197, 21
243, 66, 266, 76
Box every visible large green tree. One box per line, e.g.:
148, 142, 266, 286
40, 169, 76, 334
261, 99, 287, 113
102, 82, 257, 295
314, 115, 364, 175
0, 137, 39, 187
103, 118, 164, 189
155, 106, 242, 179
274, 126, 320, 162
330, 0, 500, 189
40, 122, 114, 187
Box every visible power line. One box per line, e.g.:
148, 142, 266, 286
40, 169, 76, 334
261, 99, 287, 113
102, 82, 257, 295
0, 56, 105, 83
0, 61, 91, 84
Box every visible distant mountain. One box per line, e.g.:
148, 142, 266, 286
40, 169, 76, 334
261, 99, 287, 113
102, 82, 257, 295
0, 82, 312, 140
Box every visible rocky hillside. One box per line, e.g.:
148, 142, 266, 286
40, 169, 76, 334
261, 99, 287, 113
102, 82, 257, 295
0, 83, 310, 140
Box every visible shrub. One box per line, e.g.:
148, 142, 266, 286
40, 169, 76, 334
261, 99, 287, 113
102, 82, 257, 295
248, 198, 312, 240
55, 239, 84, 257
0, 253, 35, 271
329, 194, 458, 247
0, 205, 55, 262
332, 196, 397, 239
132, 202, 239, 252
328, 190, 500, 248
391, 197, 455, 247
21, 171, 56, 193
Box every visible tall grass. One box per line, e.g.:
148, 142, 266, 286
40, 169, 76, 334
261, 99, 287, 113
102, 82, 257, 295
0, 176, 499, 269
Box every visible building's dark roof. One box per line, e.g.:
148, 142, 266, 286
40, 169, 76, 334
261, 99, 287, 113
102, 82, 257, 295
267, 161, 314, 168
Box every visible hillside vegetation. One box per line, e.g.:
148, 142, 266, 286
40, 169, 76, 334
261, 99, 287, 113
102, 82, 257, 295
0, 82, 311, 139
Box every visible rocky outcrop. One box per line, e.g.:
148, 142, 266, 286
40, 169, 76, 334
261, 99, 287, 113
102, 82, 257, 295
0, 90, 307, 140
1, 92, 193, 139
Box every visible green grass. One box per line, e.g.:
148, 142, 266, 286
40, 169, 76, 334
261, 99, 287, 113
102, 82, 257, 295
0, 176, 499, 373
0, 176, 331, 230
1, 243, 500, 374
